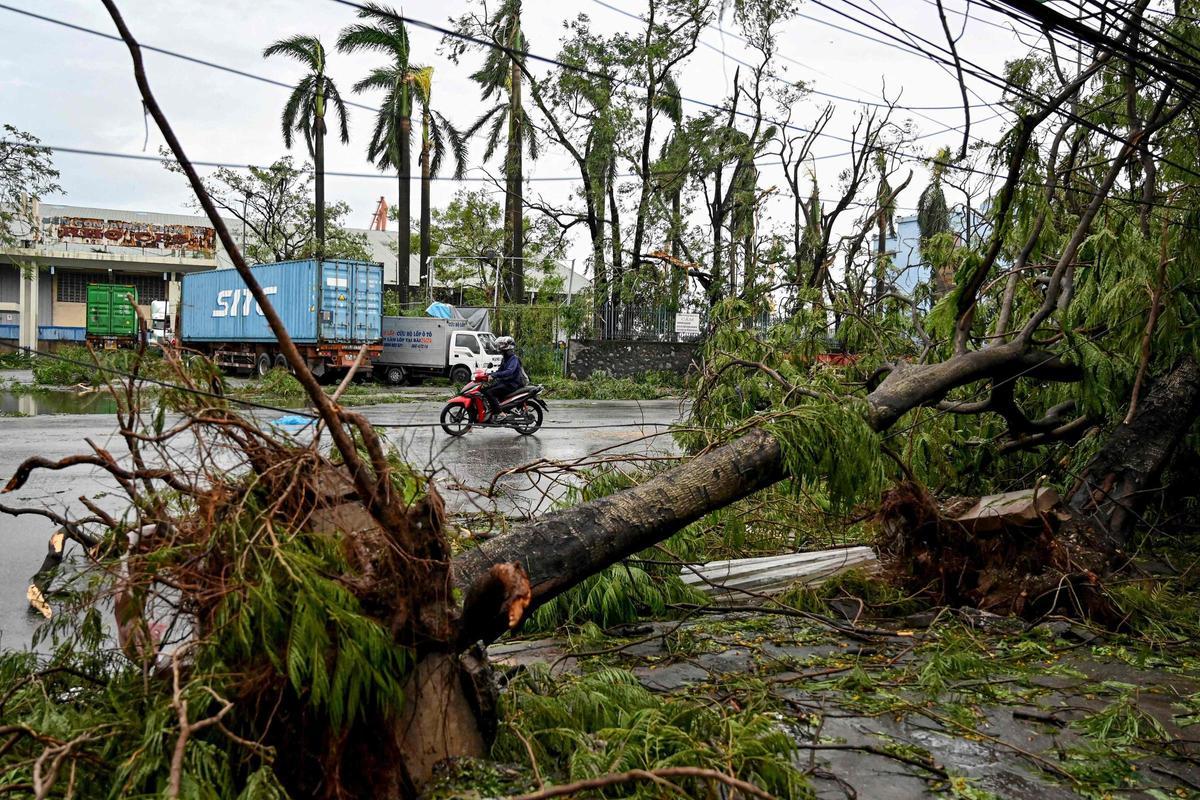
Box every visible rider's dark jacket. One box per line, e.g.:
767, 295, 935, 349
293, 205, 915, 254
490, 351, 525, 392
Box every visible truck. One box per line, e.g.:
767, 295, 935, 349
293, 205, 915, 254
180, 259, 383, 380
86, 284, 140, 348
373, 316, 501, 385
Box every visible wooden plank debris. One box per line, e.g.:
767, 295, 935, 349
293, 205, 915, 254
952, 488, 1064, 534
680, 546, 879, 603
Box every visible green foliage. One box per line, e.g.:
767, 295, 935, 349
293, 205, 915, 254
540, 371, 681, 400
0, 350, 33, 369
416, 189, 567, 299
779, 568, 922, 618
496, 666, 812, 799
238, 367, 307, 400
0, 432, 427, 795
165, 155, 369, 263
1073, 688, 1168, 748
1105, 582, 1200, 643
31, 344, 170, 387
526, 562, 705, 633
0, 124, 61, 247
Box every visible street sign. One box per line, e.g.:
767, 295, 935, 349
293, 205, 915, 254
675, 312, 701, 336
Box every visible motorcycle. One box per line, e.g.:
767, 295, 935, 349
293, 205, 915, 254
440, 369, 548, 436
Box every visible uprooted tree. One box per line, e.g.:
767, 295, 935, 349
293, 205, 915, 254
2, 0, 1200, 797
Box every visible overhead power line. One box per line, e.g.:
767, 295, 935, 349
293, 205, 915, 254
0, 2, 384, 113
591, 0, 1003, 112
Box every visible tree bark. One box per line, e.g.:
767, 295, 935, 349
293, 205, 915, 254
1068, 356, 1200, 552
419, 111, 431, 298
397, 113, 412, 306
504, 48, 525, 303
315, 98, 326, 261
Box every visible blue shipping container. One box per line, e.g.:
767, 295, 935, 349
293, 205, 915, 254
180, 260, 383, 344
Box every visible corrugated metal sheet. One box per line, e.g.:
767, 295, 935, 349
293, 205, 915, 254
180, 260, 383, 344
39, 326, 86, 342
680, 546, 879, 603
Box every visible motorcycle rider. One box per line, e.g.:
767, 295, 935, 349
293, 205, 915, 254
484, 335, 526, 419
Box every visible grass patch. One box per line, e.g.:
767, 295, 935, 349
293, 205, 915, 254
31, 344, 170, 386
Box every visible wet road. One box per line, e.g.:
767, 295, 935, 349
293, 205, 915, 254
0, 397, 684, 649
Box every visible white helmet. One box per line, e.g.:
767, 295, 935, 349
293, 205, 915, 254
496, 336, 516, 352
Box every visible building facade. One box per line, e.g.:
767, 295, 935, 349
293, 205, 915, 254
0, 202, 232, 349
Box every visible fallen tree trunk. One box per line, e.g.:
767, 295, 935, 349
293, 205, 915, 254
458, 357, 1200, 629
454, 428, 786, 644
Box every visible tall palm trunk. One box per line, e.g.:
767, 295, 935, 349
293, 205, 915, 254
503, 37, 524, 303
419, 108, 432, 298
315, 78, 327, 260
396, 89, 412, 306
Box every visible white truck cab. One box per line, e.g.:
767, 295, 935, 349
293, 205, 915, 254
449, 331, 502, 380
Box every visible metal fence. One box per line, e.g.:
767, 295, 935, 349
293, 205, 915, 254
591, 304, 785, 342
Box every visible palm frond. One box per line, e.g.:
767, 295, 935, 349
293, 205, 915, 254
366, 106, 396, 170
482, 107, 507, 162
654, 73, 684, 126
325, 81, 352, 145
280, 85, 307, 150
427, 111, 446, 178
352, 66, 403, 95
409, 65, 434, 106
356, 2, 409, 42
466, 103, 505, 140
522, 113, 540, 161
336, 23, 404, 59
433, 110, 467, 180
262, 34, 322, 71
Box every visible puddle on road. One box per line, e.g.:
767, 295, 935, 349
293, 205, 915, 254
0, 388, 119, 416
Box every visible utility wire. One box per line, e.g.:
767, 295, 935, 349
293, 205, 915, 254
592, 0, 1004, 112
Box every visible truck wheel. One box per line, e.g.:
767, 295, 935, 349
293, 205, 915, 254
273, 353, 289, 372
384, 366, 407, 386
450, 365, 471, 386
255, 352, 272, 378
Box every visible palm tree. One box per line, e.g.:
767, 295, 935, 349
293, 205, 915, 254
263, 35, 350, 260
465, 0, 537, 303
410, 67, 466, 298
338, 4, 414, 304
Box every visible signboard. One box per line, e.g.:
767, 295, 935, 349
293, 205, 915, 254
45, 216, 216, 254
674, 312, 701, 336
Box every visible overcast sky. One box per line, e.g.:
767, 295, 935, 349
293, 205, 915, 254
1, 0, 1035, 267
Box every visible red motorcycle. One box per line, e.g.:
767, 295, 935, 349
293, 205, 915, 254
440, 369, 547, 436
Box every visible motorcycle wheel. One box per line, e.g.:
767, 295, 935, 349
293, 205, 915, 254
513, 403, 543, 436
440, 404, 473, 437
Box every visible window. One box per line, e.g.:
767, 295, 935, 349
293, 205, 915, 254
56, 271, 90, 303
454, 333, 479, 354
56, 270, 168, 303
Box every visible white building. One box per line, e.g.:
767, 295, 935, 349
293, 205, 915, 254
356, 228, 591, 303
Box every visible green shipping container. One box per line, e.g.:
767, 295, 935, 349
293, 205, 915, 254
86, 284, 139, 338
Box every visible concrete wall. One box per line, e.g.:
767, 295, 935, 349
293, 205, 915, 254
567, 338, 699, 379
